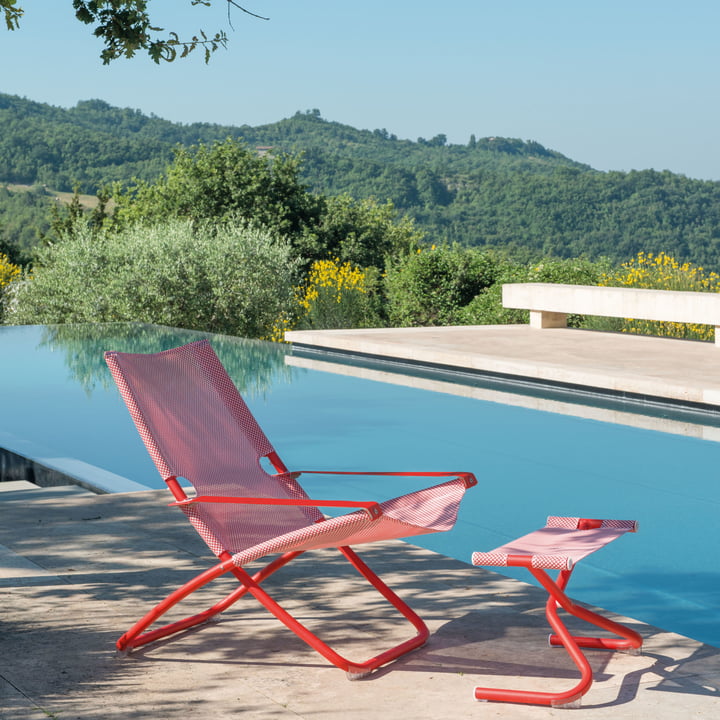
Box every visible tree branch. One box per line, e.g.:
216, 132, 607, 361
227, 1, 269, 22
2, 1, 269, 63
1, 0, 23, 31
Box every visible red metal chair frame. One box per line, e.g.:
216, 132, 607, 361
105, 341, 477, 679
471, 517, 643, 707
118, 466, 476, 677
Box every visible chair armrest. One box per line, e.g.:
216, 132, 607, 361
169, 495, 383, 520
294, 469, 478, 489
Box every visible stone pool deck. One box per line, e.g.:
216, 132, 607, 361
1, 483, 718, 719
285, 325, 720, 409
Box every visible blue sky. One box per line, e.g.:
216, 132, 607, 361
2, 1, 719, 180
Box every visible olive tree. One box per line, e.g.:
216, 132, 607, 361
5, 217, 300, 339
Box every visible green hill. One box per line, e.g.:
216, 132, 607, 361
2, 93, 720, 269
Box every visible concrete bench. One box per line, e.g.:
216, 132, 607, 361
502, 283, 720, 346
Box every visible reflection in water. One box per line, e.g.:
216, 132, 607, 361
39, 322, 293, 397
286, 354, 720, 442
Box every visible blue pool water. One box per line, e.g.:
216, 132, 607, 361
1, 323, 719, 647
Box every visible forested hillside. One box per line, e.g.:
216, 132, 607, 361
2, 93, 720, 268
0, 184, 53, 259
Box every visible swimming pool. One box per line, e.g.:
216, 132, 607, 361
1, 323, 718, 648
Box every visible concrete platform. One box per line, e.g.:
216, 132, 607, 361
1, 489, 718, 719
285, 325, 720, 409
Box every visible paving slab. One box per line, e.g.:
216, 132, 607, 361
0, 490, 718, 719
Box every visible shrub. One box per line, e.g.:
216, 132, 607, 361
5, 218, 301, 339
461, 262, 528, 325
462, 256, 610, 326
0, 252, 20, 289
384, 244, 499, 326
271, 258, 382, 338
0, 252, 22, 323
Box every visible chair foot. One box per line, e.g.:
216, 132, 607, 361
552, 697, 582, 709
346, 669, 373, 680
474, 686, 585, 708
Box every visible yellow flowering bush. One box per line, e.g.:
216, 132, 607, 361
299, 258, 366, 309
0, 252, 22, 322
265, 311, 295, 343
269, 257, 379, 339
299, 257, 378, 331
0, 253, 21, 290
598, 251, 720, 341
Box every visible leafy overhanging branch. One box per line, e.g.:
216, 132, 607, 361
1, 0, 22, 30
1, 0, 268, 63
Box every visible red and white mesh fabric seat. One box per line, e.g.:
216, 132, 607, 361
471, 516, 643, 708
104, 339, 476, 678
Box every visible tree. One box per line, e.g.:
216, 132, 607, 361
5, 218, 300, 338
113, 138, 424, 268
1, 1, 268, 64
114, 138, 321, 241
304, 194, 423, 269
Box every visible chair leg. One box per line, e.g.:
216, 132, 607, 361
339, 546, 430, 676
228, 545, 429, 678
118, 546, 428, 678
544, 569, 643, 655
117, 550, 302, 652
474, 568, 643, 708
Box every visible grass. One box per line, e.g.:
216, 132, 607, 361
6, 183, 113, 211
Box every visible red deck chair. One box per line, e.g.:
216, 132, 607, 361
105, 339, 476, 678
471, 517, 643, 708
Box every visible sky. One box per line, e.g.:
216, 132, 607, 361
1, 1, 719, 181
